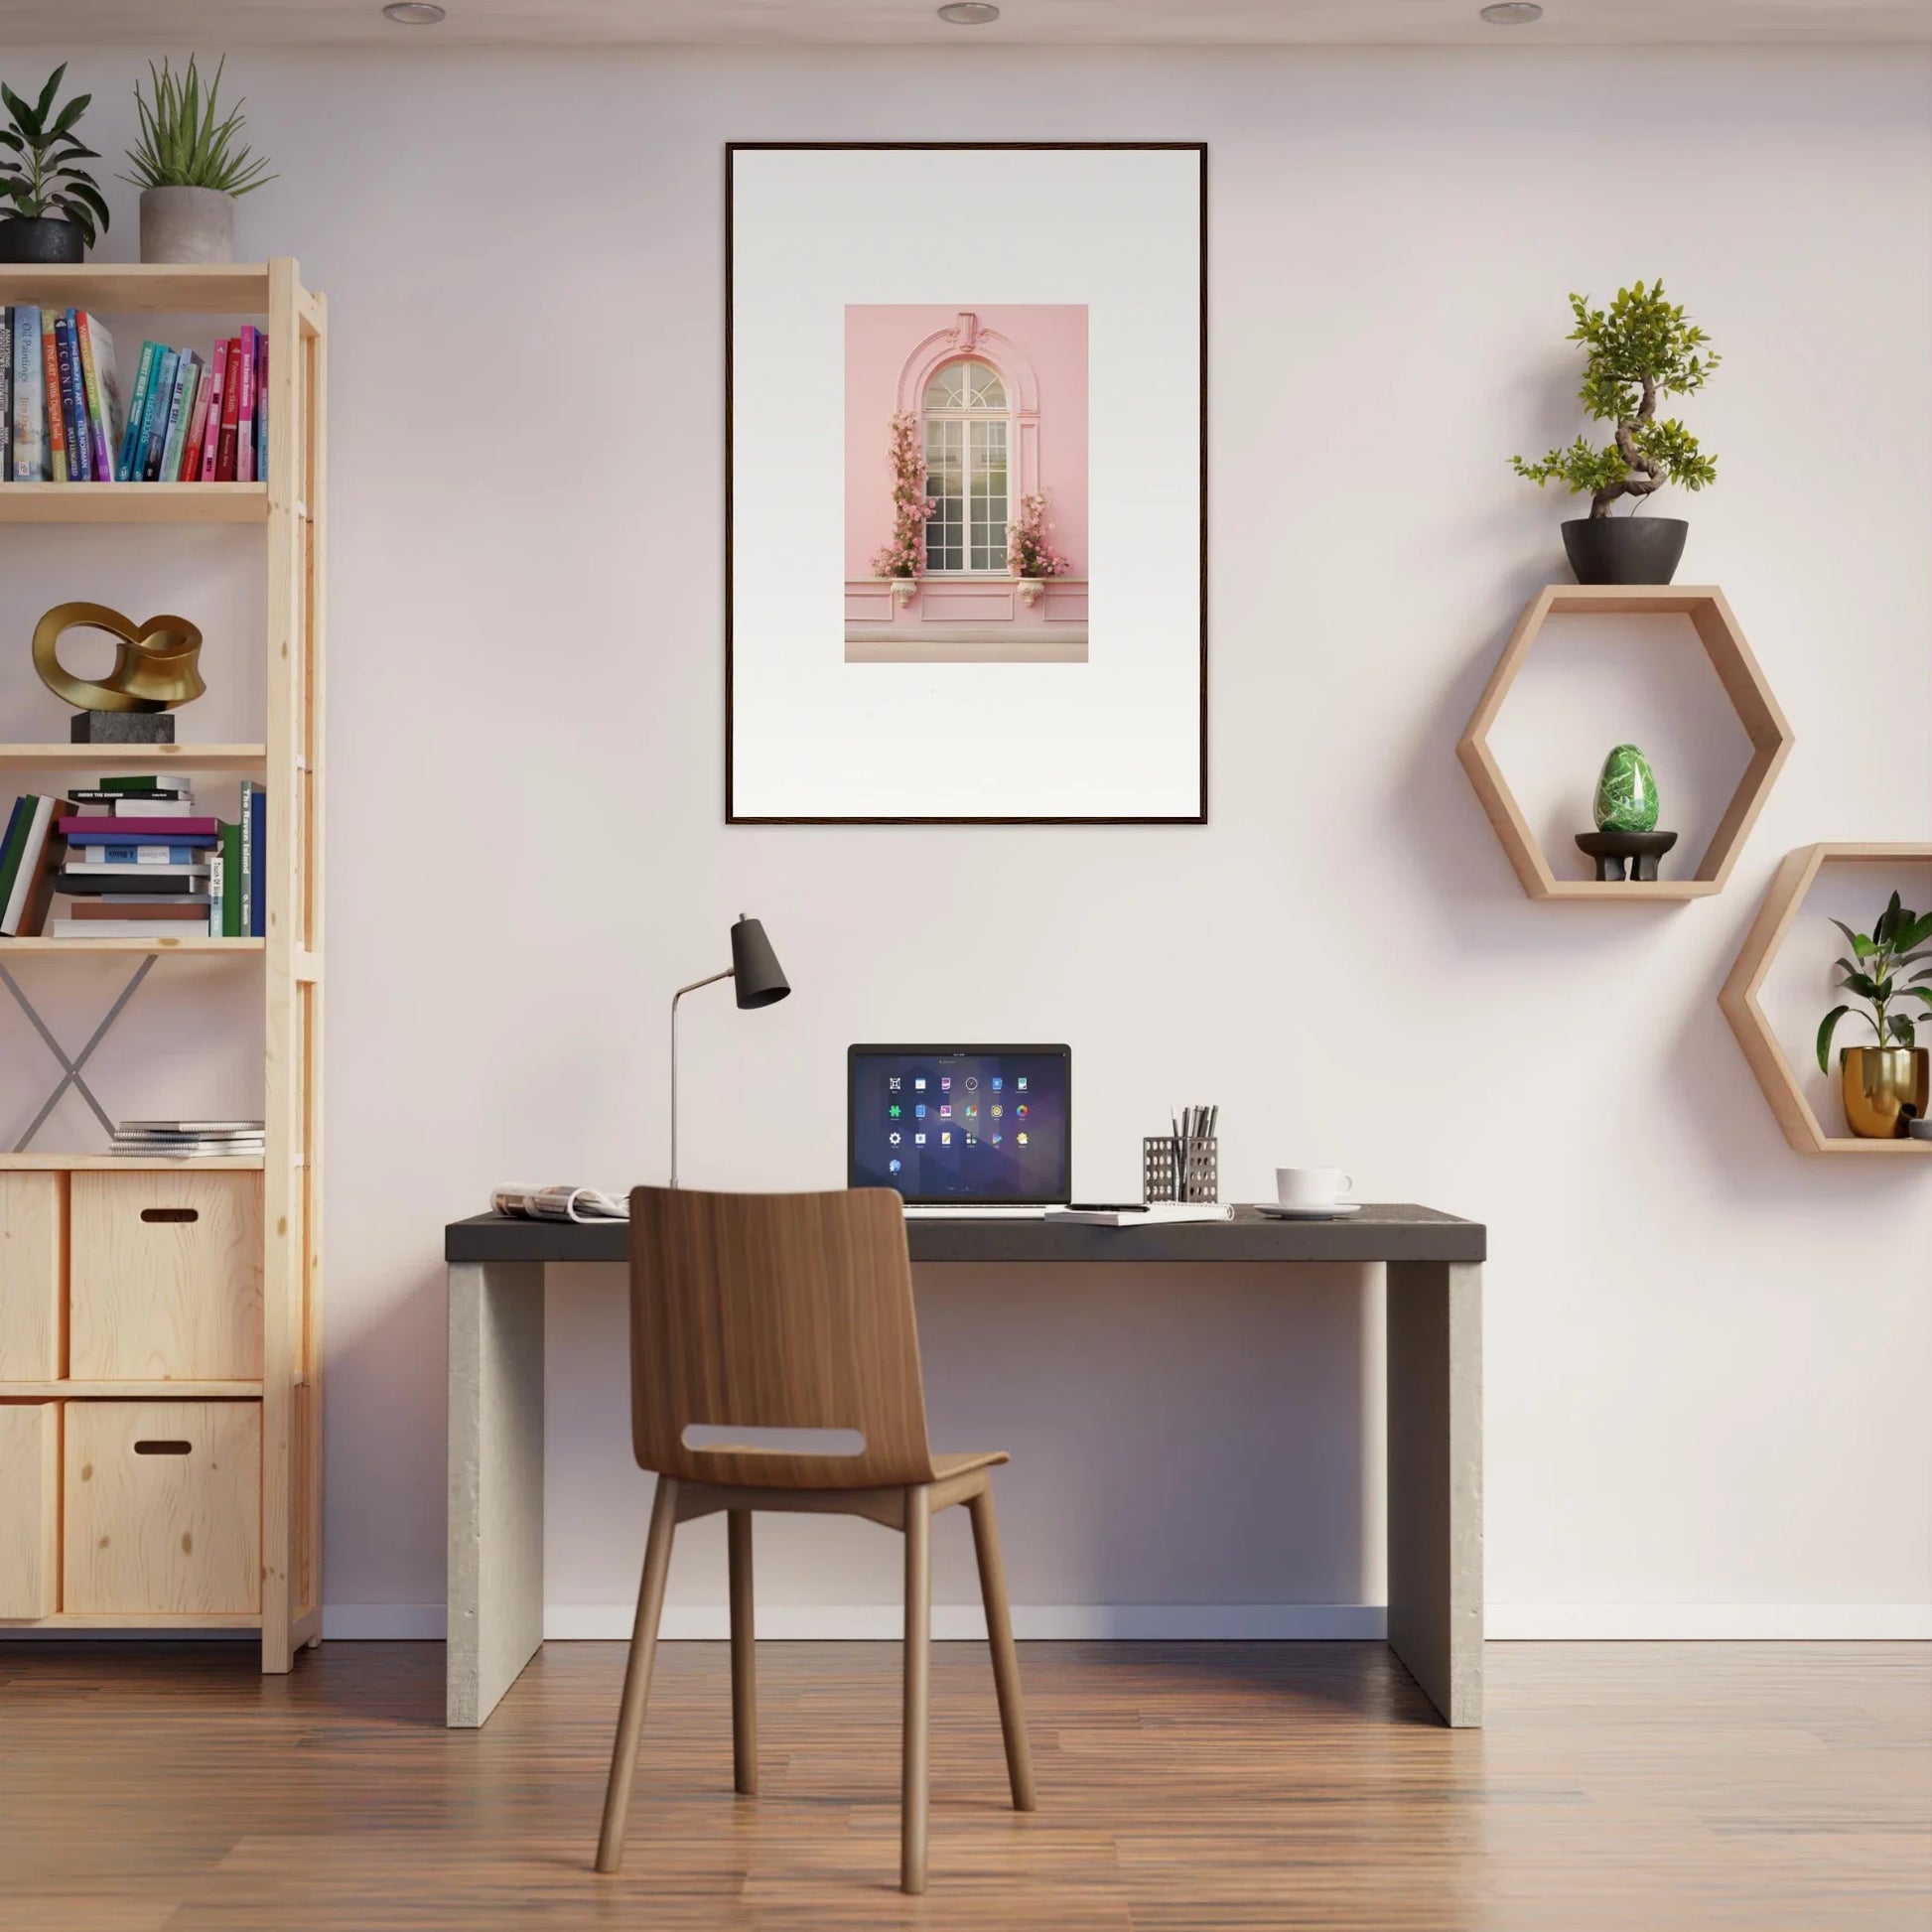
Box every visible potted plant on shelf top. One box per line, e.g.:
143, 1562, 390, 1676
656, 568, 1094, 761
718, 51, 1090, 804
1007, 491, 1070, 606
1511, 280, 1719, 586
123, 56, 275, 265
1817, 892, 1932, 1139
0, 66, 110, 264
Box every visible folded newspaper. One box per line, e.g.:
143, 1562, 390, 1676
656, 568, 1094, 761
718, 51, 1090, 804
490, 1184, 630, 1224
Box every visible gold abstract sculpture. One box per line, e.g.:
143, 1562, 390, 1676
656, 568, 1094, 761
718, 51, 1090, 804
33, 602, 206, 714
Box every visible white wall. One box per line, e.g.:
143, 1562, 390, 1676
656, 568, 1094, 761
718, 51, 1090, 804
4, 43, 1929, 1640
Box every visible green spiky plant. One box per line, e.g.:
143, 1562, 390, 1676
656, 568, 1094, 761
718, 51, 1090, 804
1512, 281, 1719, 518
0, 65, 111, 246
122, 56, 275, 199
1816, 893, 1932, 1072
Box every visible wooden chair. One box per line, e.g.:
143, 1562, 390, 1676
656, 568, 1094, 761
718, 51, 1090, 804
594, 1184, 1036, 1894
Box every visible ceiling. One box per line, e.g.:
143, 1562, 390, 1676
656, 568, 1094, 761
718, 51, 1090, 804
5, 0, 1930, 47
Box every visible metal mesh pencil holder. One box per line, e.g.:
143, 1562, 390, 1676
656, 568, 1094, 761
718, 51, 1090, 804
1143, 1136, 1218, 1205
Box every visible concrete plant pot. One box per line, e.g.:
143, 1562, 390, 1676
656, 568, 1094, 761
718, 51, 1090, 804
139, 186, 236, 265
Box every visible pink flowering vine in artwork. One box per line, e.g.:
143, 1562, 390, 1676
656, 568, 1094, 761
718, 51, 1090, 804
871, 411, 935, 579
1007, 491, 1071, 580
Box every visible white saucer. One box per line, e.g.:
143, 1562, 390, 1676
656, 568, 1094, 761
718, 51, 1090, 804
1251, 1201, 1361, 1219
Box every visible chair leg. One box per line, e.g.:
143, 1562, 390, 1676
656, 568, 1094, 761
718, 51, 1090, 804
901, 1483, 932, 1895
967, 1485, 1036, 1812
728, 1508, 758, 1796
595, 1475, 680, 1874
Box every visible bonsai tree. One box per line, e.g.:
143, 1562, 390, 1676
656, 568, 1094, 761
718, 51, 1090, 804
1512, 281, 1718, 518
0, 65, 110, 246
122, 56, 276, 200
1817, 893, 1932, 1071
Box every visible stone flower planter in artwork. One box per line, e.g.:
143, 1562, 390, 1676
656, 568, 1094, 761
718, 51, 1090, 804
891, 577, 919, 606
1017, 579, 1045, 608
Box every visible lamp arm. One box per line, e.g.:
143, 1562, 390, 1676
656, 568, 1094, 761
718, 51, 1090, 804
668, 968, 736, 1188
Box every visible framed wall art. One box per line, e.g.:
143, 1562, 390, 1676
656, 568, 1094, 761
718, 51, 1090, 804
726, 142, 1207, 824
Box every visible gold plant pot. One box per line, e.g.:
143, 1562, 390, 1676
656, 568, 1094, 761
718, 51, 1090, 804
1840, 1045, 1930, 1139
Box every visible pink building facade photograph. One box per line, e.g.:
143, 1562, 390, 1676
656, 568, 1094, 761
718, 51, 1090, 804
844, 304, 1089, 663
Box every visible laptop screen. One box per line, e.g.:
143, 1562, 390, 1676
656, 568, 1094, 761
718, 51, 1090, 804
848, 1044, 1071, 1204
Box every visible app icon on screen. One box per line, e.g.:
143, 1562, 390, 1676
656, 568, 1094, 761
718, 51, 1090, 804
1017, 1133, 1028, 1145
991, 1104, 1003, 1119
992, 1076, 1003, 1092
889, 1159, 902, 1173
889, 1104, 901, 1118
940, 1076, 951, 1091
1017, 1076, 1029, 1091
915, 1104, 926, 1119
889, 1076, 902, 1092
939, 1104, 951, 1118
964, 1105, 977, 1119
965, 1076, 978, 1090
889, 1132, 901, 1145
990, 1133, 1003, 1146
914, 1134, 925, 1145
940, 1132, 951, 1146
914, 1077, 926, 1090
1016, 1103, 1029, 1119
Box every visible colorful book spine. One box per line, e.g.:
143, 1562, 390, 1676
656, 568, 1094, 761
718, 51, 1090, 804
158, 354, 200, 485
215, 338, 242, 481
235, 326, 258, 485
1, 795, 61, 936
248, 783, 266, 937
118, 340, 159, 481
41, 315, 67, 483
60, 815, 220, 840
56, 314, 89, 482
180, 355, 213, 481
76, 313, 119, 483
138, 347, 180, 483
0, 796, 31, 907
253, 332, 268, 481
197, 340, 228, 481
80, 844, 206, 865
219, 821, 241, 937
13, 307, 45, 481
1, 307, 12, 483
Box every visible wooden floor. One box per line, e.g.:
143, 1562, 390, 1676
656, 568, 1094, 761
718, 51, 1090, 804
0, 1640, 1925, 1930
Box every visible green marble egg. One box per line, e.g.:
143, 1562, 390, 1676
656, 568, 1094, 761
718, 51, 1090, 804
1594, 743, 1659, 833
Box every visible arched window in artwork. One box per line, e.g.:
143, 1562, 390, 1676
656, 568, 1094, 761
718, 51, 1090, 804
922, 358, 1009, 574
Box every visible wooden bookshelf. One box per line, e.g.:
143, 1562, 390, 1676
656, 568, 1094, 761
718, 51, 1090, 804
0, 260, 326, 1665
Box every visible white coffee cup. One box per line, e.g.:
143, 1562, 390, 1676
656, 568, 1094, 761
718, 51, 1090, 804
1276, 1167, 1353, 1211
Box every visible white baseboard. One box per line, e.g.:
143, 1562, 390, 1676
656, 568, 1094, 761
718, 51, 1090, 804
307, 1601, 1932, 1643
1486, 1603, 1932, 1640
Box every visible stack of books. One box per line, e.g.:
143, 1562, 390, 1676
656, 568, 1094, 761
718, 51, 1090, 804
2, 308, 267, 485
0, 775, 267, 939
111, 1119, 265, 1160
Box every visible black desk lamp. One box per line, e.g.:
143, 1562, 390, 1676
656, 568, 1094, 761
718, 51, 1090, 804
668, 914, 790, 1186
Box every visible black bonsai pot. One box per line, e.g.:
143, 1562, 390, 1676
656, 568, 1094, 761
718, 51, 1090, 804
0, 215, 86, 264
1561, 516, 1688, 586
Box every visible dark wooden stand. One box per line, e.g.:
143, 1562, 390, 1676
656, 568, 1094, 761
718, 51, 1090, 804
1575, 829, 1679, 883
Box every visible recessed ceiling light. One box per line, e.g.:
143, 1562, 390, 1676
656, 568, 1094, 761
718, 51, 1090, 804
382, 1, 447, 21
937, 2, 1001, 23
1479, 1, 1543, 21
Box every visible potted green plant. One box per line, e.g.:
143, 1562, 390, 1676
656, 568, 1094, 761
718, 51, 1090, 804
1816, 893, 1932, 1138
0, 66, 109, 264
1511, 281, 1719, 586
122, 56, 274, 265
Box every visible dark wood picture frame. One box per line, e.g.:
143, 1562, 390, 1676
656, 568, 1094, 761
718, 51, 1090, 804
725, 141, 1208, 826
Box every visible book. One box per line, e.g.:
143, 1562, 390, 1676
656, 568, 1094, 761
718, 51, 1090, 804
70, 797, 198, 818
67, 897, 211, 920
198, 340, 227, 481
67, 788, 193, 804
1042, 1203, 1232, 1227
215, 338, 242, 481
235, 326, 258, 485
139, 347, 180, 482
50, 917, 217, 939
74, 845, 207, 865
0, 796, 32, 910
60, 816, 219, 840
158, 353, 200, 484
41, 313, 67, 483
180, 353, 213, 481
1, 795, 61, 935
120, 1119, 264, 1133
12, 307, 45, 480
76, 313, 119, 483
99, 774, 182, 794
246, 782, 266, 937
118, 340, 159, 480
219, 820, 241, 937
254, 331, 268, 480
56, 867, 209, 896
0, 305, 11, 483
55, 313, 88, 482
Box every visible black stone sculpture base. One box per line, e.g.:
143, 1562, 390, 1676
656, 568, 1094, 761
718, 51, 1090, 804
1575, 829, 1679, 882
70, 711, 175, 744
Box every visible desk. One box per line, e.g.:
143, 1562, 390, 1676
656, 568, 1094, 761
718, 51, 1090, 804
444, 1204, 1484, 1729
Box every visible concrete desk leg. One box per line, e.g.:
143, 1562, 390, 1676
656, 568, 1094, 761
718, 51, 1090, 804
1386, 1260, 1483, 1726
447, 1260, 546, 1727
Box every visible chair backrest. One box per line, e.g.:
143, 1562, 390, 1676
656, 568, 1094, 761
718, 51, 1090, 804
626, 1185, 938, 1490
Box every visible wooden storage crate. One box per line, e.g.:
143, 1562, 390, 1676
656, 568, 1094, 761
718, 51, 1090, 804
0, 1173, 65, 1380
69, 1172, 264, 1382
0, 1402, 60, 1618
64, 1401, 261, 1615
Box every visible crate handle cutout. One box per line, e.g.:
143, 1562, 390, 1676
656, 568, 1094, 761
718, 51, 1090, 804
133, 1440, 193, 1455
681, 1424, 866, 1457
140, 1207, 200, 1224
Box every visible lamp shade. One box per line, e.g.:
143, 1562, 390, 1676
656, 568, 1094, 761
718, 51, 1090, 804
730, 914, 790, 1009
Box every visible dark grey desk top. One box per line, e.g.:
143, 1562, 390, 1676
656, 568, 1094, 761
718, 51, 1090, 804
446, 1203, 1483, 1267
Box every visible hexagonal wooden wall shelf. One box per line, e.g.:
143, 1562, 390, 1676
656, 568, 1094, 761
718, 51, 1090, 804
1719, 842, 1932, 1159
1457, 585, 1795, 900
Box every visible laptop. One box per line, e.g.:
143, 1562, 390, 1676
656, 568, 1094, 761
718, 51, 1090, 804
848, 1043, 1071, 1217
